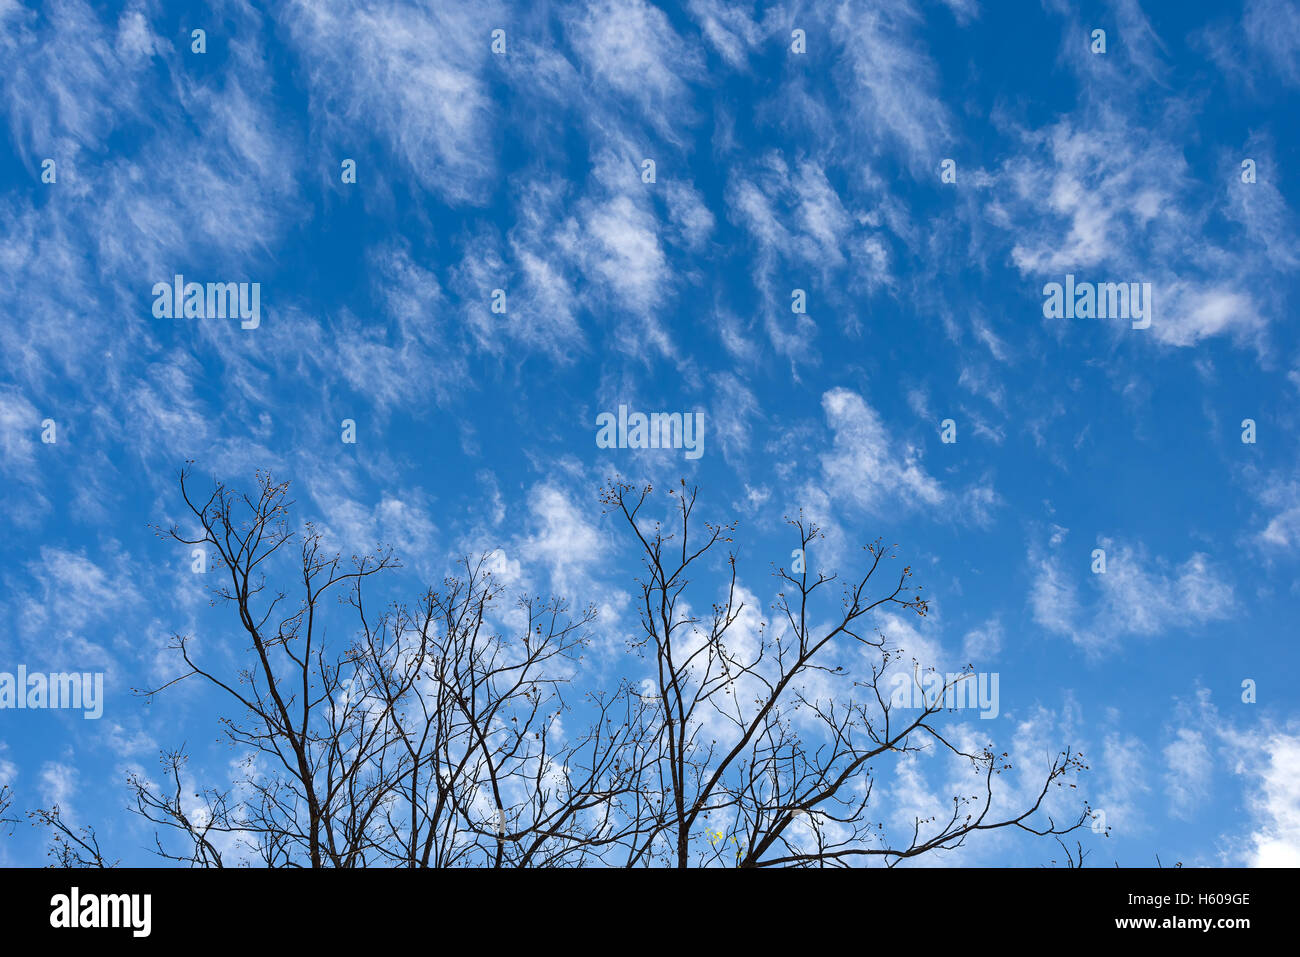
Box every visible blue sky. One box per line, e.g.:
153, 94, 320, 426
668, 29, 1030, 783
1, 0, 1299, 867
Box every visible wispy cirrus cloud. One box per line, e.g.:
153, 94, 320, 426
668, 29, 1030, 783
283, 0, 504, 207
1029, 536, 1234, 655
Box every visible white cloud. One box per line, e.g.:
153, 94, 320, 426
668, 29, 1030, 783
309, 484, 440, 569
16, 547, 142, 664
1228, 730, 1300, 867
0, 386, 39, 475
518, 482, 605, 597
710, 373, 759, 465
1243, 0, 1300, 84
995, 94, 1286, 354
1096, 732, 1151, 835
817, 387, 945, 515
284, 0, 502, 206
686, 0, 763, 69
938, 0, 979, 26
39, 761, 78, 811
565, 0, 703, 138
1255, 477, 1300, 550
831, 0, 953, 169
0, 0, 162, 164
1148, 282, 1264, 349
961, 618, 1003, 661
877, 611, 947, 674
583, 195, 670, 318
1163, 727, 1212, 819
664, 180, 716, 250
1205, 0, 1300, 91
1029, 538, 1234, 654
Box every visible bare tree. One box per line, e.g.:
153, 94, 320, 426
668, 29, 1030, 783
26, 805, 116, 867
4, 785, 115, 866
599, 480, 1091, 867
127, 750, 230, 867
28, 468, 1090, 867
126, 465, 652, 867
1048, 837, 1091, 868
0, 785, 15, 835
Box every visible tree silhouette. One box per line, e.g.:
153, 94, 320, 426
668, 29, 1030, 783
23, 466, 1091, 867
